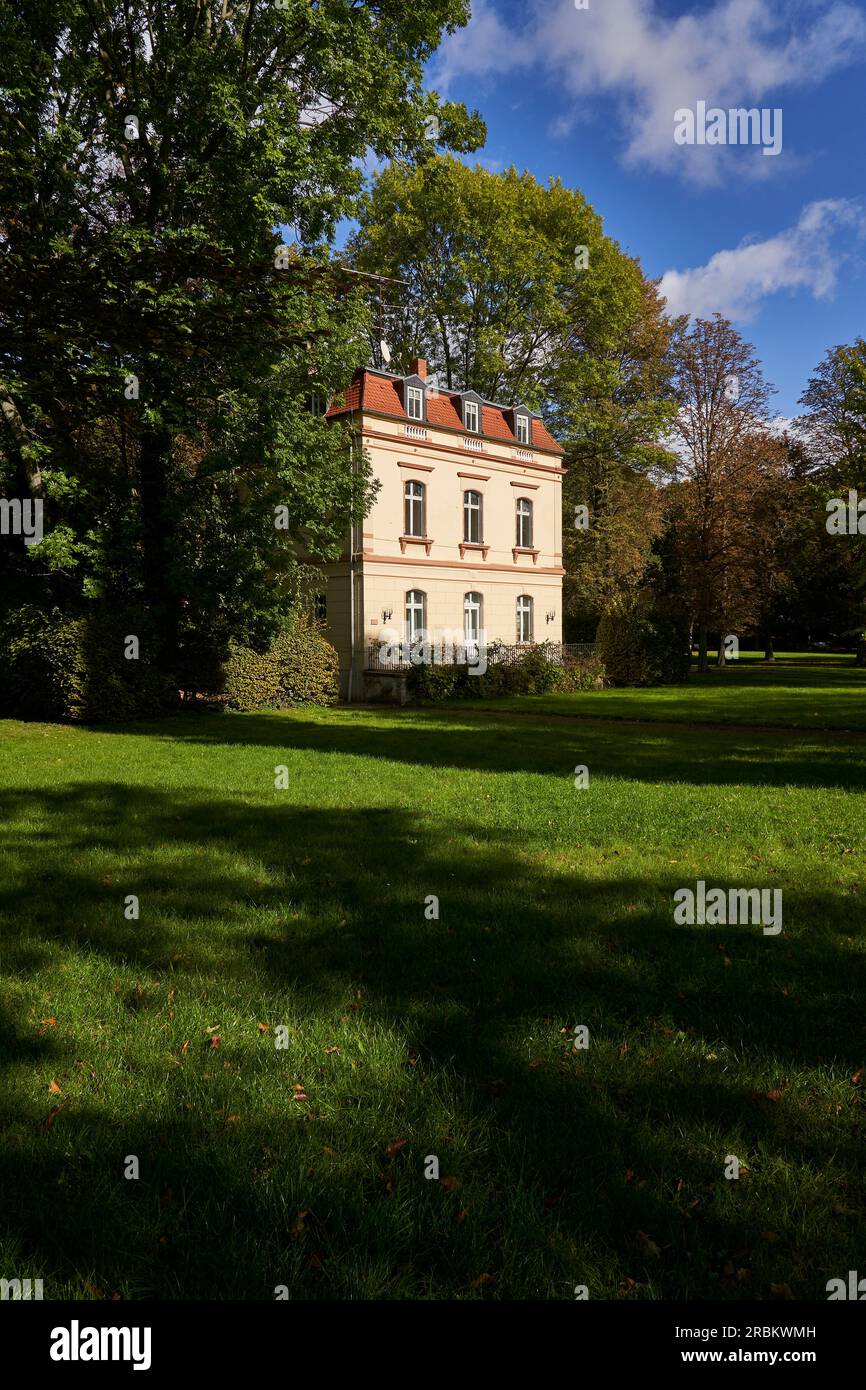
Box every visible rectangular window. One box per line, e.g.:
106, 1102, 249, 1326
464, 400, 479, 433
314, 593, 327, 622
405, 590, 426, 642
516, 498, 533, 549
406, 386, 424, 421
517, 595, 533, 644
404, 480, 426, 537
515, 414, 530, 444
463, 490, 483, 544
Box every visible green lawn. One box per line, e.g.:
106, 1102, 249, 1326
2, 663, 865, 1300
457, 653, 866, 732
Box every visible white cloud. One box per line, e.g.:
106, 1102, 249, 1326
431, 0, 529, 91
658, 199, 866, 321
432, 0, 866, 186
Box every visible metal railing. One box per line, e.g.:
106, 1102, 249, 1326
364, 640, 599, 672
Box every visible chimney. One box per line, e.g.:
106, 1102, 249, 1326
410, 358, 427, 381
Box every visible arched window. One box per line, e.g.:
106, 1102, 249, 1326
463, 490, 483, 543
463, 592, 483, 643
516, 497, 534, 549
404, 480, 426, 537
405, 590, 427, 642
516, 594, 533, 644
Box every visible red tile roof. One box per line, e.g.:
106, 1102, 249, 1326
327, 369, 563, 456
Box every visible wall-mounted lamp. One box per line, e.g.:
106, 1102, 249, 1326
382, 608, 393, 622
545, 609, 556, 623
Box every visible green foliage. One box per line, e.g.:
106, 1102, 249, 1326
223, 619, 338, 711
0, 606, 178, 722
406, 662, 460, 702
407, 646, 606, 701
0, 1, 482, 682
597, 597, 690, 686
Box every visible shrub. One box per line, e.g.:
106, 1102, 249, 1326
406, 662, 459, 702
222, 618, 338, 711
504, 644, 564, 695
556, 654, 607, 692
271, 619, 339, 706
597, 597, 690, 686
0, 606, 178, 722
405, 645, 607, 701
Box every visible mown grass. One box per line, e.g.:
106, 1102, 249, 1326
1, 664, 865, 1300
456, 654, 866, 731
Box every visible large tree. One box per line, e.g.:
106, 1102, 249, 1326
0, 1, 483, 678
667, 315, 778, 668
347, 156, 678, 637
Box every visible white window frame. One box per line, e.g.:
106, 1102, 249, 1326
404, 480, 426, 537
463, 489, 483, 544
405, 590, 427, 643
406, 385, 424, 421
464, 399, 480, 433
515, 413, 530, 444
516, 497, 534, 549
516, 594, 533, 644
464, 591, 483, 644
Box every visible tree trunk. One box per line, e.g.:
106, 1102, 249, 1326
698, 624, 708, 672
140, 427, 179, 673
0, 380, 43, 496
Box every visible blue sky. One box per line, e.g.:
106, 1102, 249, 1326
410, 0, 866, 420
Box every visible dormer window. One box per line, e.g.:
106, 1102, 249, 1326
406, 385, 424, 421
464, 399, 480, 433
515, 413, 530, 445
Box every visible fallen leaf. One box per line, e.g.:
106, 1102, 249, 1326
180, 1039, 190, 1055
41, 1017, 57, 1027
385, 1139, 408, 1158
440, 1175, 459, 1192
291, 1211, 309, 1237
45, 1103, 66, 1129
209, 1035, 221, 1049
49, 1079, 62, 1095
257, 1023, 269, 1034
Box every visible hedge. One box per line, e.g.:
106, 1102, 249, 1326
0, 606, 178, 722
407, 646, 607, 702
222, 618, 339, 711
596, 596, 690, 686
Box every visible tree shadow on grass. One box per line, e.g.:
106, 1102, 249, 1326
1, 781, 864, 1299
90, 706, 866, 793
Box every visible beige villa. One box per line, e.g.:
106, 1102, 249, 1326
321, 359, 565, 699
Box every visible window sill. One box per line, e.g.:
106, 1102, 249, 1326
459, 542, 489, 560
400, 535, 434, 555
513, 547, 539, 564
